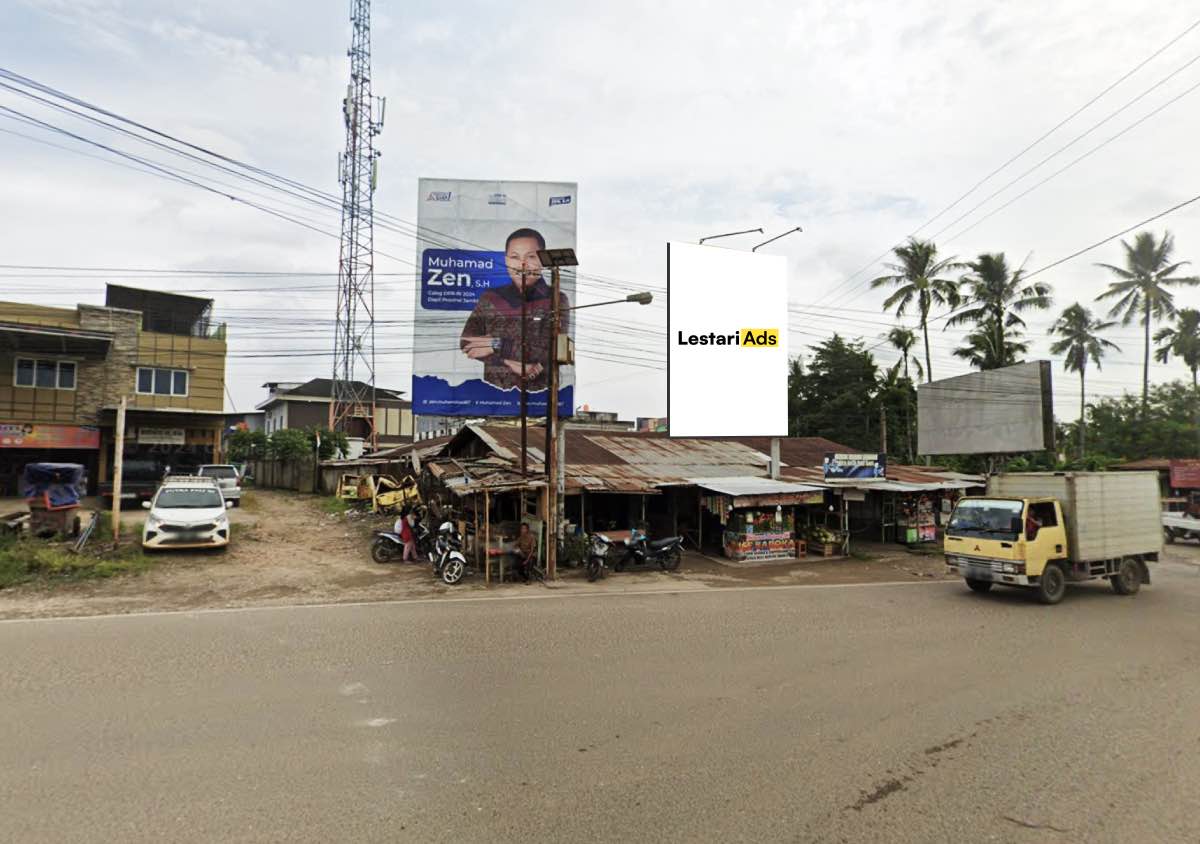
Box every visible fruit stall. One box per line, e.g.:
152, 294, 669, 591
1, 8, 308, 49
695, 477, 828, 562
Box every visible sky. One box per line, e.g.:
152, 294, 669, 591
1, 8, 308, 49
3, 0, 1200, 426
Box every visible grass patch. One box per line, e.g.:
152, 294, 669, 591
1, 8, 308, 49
0, 531, 153, 590
320, 496, 351, 515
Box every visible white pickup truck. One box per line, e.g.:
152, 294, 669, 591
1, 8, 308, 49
1162, 512, 1200, 543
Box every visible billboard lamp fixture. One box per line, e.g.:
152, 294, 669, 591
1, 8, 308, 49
699, 228, 763, 245
752, 226, 804, 252
566, 292, 653, 311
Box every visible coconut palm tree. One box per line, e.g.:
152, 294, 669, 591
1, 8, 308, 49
1154, 307, 1200, 453
870, 238, 962, 383
952, 322, 1031, 370
883, 326, 922, 460
947, 252, 1052, 369
884, 326, 924, 382
1096, 230, 1199, 413
1048, 304, 1120, 458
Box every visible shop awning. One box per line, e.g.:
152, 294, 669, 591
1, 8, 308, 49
689, 476, 827, 507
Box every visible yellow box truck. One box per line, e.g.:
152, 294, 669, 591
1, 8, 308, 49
944, 471, 1161, 604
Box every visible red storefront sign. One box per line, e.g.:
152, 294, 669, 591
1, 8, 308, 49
1169, 459, 1200, 489
0, 423, 101, 449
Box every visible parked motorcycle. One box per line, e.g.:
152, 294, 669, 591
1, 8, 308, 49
585, 533, 614, 582
616, 530, 684, 572
432, 520, 472, 585
370, 512, 432, 564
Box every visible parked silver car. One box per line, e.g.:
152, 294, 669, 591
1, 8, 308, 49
197, 464, 243, 507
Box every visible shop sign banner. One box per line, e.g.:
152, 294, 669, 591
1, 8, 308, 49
138, 427, 186, 445
0, 423, 100, 449
667, 242, 788, 437
1169, 459, 1200, 488
412, 178, 577, 418
824, 452, 886, 479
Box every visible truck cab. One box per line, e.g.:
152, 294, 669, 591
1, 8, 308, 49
945, 493, 1149, 604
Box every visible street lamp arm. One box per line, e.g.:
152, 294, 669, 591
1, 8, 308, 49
699, 228, 763, 245
752, 226, 803, 252
565, 292, 653, 311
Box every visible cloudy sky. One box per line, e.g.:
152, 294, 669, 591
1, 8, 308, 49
3, 0, 1200, 425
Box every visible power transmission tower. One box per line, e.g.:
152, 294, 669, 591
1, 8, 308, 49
331, 0, 385, 448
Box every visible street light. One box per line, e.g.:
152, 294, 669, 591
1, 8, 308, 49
752, 226, 803, 252
699, 227, 763, 245
567, 291, 654, 311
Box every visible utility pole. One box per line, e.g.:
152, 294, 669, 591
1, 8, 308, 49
545, 266, 562, 580
111, 396, 127, 543
879, 404, 888, 456
520, 284, 529, 478
331, 0, 384, 450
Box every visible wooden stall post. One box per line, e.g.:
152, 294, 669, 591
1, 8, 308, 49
473, 493, 480, 567
484, 490, 492, 585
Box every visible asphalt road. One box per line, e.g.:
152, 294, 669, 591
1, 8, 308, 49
2, 556, 1199, 843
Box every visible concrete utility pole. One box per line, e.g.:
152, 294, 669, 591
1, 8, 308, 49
879, 405, 887, 456
111, 396, 127, 543
545, 265, 562, 580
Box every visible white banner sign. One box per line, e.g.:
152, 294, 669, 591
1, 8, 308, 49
138, 427, 186, 445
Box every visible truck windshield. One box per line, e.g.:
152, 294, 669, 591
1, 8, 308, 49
947, 499, 1022, 541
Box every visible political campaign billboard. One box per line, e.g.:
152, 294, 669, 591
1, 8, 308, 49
667, 242, 788, 437
412, 178, 577, 417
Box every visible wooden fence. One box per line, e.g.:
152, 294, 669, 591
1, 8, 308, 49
246, 457, 317, 493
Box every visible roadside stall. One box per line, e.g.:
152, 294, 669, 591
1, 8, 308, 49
693, 477, 827, 562
19, 462, 87, 538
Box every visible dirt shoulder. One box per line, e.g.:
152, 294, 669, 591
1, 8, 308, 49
0, 490, 954, 620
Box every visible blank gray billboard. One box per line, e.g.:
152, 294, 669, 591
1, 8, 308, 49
918, 361, 1054, 456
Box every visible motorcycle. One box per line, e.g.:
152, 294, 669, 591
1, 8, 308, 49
585, 533, 613, 582
616, 530, 684, 572
432, 520, 472, 585
370, 512, 432, 564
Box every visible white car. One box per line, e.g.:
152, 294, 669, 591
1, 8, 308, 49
197, 464, 243, 506
141, 476, 231, 550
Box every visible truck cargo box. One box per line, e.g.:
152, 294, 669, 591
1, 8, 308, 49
986, 472, 1161, 563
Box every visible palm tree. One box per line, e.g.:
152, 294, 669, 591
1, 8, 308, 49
1048, 304, 1119, 458
884, 326, 924, 382
1154, 307, 1200, 454
883, 326, 922, 460
870, 238, 962, 383
952, 322, 1031, 370
947, 253, 1053, 370
1096, 230, 1199, 413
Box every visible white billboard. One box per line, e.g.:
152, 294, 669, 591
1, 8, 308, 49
412, 178, 577, 417
917, 361, 1055, 455
667, 242, 788, 437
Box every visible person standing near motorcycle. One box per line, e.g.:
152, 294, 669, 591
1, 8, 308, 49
400, 509, 417, 562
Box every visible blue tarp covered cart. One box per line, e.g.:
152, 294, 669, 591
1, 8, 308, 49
20, 463, 86, 537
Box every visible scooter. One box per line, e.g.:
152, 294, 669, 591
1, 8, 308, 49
432, 521, 472, 585
616, 530, 684, 572
370, 513, 432, 564
585, 533, 613, 582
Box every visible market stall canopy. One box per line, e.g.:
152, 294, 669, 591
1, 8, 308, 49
688, 475, 827, 508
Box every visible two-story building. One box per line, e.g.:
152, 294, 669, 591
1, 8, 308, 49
256, 378, 413, 448
0, 284, 227, 497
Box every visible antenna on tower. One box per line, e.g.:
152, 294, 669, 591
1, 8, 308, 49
331, 0, 383, 449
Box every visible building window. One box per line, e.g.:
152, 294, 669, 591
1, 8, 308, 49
136, 366, 188, 397
14, 358, 77, 390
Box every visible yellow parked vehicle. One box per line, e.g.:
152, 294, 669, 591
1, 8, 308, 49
944, 471, 1161, 605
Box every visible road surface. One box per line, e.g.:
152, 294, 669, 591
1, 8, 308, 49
2, 556, 1199, 842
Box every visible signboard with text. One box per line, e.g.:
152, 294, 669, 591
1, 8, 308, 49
137, 427, 186, 446
1170, 459, 1200, 489
0, 423, 100, 449
823, 452, 887, 480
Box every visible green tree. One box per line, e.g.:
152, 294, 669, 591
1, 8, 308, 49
268, 428, 311, 461
1095, 230, 1199, 413
226, 429, 268, 462
1048, 303, 1119, 458
883, 326, 922, 460
948, 253, 1052, 369
1153, 307, 1200, 455
870, 238, 962, 383
788, 335, 880, 448
309, 427, 350, 461
952, 322, 1031, 370
1084, 381, 1199, 460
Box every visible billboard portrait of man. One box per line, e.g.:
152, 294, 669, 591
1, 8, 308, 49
412, 178, 577, 417
459, 227, 571, 391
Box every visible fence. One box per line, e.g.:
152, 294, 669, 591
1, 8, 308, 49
246, 457, 317, 493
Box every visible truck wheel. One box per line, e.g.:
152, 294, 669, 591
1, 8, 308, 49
1036, 562, 1067, 605
1164, 527, 1175, 544
1110, 558, 1142, 596
965, 578, 993, 593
